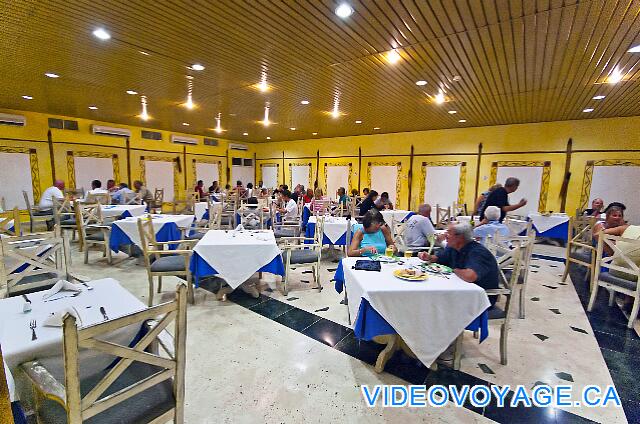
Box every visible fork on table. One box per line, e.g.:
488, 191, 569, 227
30, 320, 37, 341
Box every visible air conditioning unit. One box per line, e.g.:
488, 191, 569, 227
0, 113, 26, 126
171, 134, 198, 145
91, 125, 131, 137
229, 143, 248, 151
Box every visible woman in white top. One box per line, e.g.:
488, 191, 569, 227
277, 190, 298, 221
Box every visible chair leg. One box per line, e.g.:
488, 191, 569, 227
453, 333, 464, 370
29, 218, 34, 233
608, 289, 615, 306
628, 297, 640, 329
587, 285, 598, 312
147, 274, 154, 307
518, 286, 525, 319
157, 276, 163, 293
500, 323, 508, 365
186, 275, 195, 305
106, 244, 112, 265
561, 262, 569, 282
84, 245, 89, 264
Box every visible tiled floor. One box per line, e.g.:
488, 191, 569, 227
17, 239, 639, 423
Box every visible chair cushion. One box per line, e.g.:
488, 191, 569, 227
9, 273, 59, 296
85, 232, 105, 241
488, 306, 506, 320
274, 228, 297, 238
150, 255, 187, 272
598, 271, 638, 291
37, 362, 175, 424
186, 232, 205, 240
570, 249, 592, 263
282, 249, 319, 264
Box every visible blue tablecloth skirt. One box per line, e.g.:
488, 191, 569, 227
109, 222, 182, 253
301, 206, 311, 229
120, 210, 133, 218
305, 222, 349, 246
333, 260, 489, 343
533, 220, 568, 240
189, 251, 285, 288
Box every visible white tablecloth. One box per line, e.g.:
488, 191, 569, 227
193, 230, 281, 289
307, 216, 355, 244
194, 201, 222, 221
100, 204, 147, 218
0, 279, 146, 377
528, 212, 569, 233
112, 214, 194, 248
380, 210, 413, 225
343, 257, 490, 367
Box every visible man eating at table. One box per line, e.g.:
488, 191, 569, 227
277, 190, 298, 221
418, 223, 499, 304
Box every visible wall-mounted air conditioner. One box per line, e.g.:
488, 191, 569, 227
91, 125, 131, 137
171, 134, 198, 145
0, 113, 26, 126
229, 143, 248, 151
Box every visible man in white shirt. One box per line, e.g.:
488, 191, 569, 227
277, 190, 298, 221
38, 179, 65, 211
85, 180, 109, 199
405, 204, 437, 248
473, 205, 510, 244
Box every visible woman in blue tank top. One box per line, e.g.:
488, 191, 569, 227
348, 209, 396, 256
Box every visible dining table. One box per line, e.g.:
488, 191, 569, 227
379, 209, 415, 226
100, 204, 147, 219
109, 214, 195, 253
305, 216, 356, 246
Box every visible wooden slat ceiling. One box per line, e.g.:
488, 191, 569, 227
2, 0, 640, 142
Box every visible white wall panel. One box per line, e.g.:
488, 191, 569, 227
370, 165, 398, 205
326, 166, 349, 199
291, 165, 310, 189
590, 166, 640, 224
145, 160, 174, 202
424, 165, 460, 209
74, 156, 113, 192
195, 162, 219, 187
496, 166, 543, 216
261, 165, 278, 189
0, 152, 33, 209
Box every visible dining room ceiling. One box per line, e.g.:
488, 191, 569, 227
2, 0, 640, 143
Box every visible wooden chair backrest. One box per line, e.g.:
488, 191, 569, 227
207, 202, 222, 230
568, 216, 597, 247
0, 208, 21, 237
504, 216, 532, 236
391, 218, 407, 250
0, 231, 70, 296
238, 206, 264, 229
452, 202, 468, 217
74, 201, 105, 244
486, 242, 522, 292
595, 233, 640, 282
435, 205, 451, 229
52, 197, 75, 225
23, 190, 34, 214
62, 284, 187, 422
136, 217, 161, 268
121, 191, 139, 205
310, 199, 331, 216
65, 188, 85, 199
86, 193, 110, 205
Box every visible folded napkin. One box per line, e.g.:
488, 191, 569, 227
235, 224, 245, 231
43, 306, 82, 327
41, 279, 82, 301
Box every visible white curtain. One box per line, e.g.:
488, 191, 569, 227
496, 166, 543, 216
424, 165, 460, 209
0, 152, 33, 209
195, 162, 219, 187
590, 166, 640, 224
291, 165, 310, 189
145, 160, 174, 202
261, 165, 278, 189
231, 165, 254, 186
370, 165, 398, 205
74, 156, 113, 192
326, 166, 349, 200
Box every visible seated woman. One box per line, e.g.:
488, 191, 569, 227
303, 188, 314, 204
593, 205, 628, 256
374, 192, 394, 210
309, 188, 327, 214
348, 210, 396, 256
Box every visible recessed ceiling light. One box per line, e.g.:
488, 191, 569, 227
373, 127, 381, 130
190, 63, 205, 71
243, 132, 248, 136
458, 119, 467, 123
592, 95, 606, 100
44, 72, 59, 78
583, 108, 594, 113
92, 28, 111, 40
386, 49, 401, 64
335, 3, 353, 18
300, 100, 309, 105
126, 90, 138, 95
606, 68, 624, 84
628, 45, 640, 53
312, 132, 318, 135
415, 80, 427, 86
266, 136, 271, 140
434, 90, 446, 104
290, 127, 296, 130
448, 110, 457, 114
139, 50, 150, 56
88, 106, 98, 110
182, 122, 190, 126
355, 120, 362, 124
22, 95, 33, 100
452, 75, 462, 82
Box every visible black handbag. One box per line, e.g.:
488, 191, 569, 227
352, 260, 381, 272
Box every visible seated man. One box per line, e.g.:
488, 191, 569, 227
374, 192, 393, 210
473, 206, 510, 244
419, 222, 499, 304
85, 179, 108, 199
405, 204, 437, 248
583, 198, 604, 217
194, 180, 206, 199
39, 179, 65, 212
277, 190, 298, 221
106, 179, 118, 192
337, 187, 348, 207
133, 180, 153, 205
111, 183, 135, 204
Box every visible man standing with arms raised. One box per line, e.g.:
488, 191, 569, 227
479, 177, 527, 222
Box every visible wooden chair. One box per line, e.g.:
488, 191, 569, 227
309, 199, 331, 216
148, 189, 164, 214
21, 284, 188, 424
561, 216, 598, 290
137, 218, 197, 306
85, 193, 111, 205
280, 216, 324, 295
75, 201, 113, 265
271, 203, 301, 246
207, 201, 223, 230
23, 190, 53, 233
172, 192, 198, 215
52, 196, 78, 242
121, 191, 141, 205
237, 206, 265, 230
390, 217, 407, 254
587, 233, 640, 328
65, 188, 85, 200
504, 216, 532, 237
0, 207, 21, 237
452, 202, 468, 217
435, 204, 451, 229
0, 231, 89, 298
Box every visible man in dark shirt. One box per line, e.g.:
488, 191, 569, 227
419, 223, 499, 304
479, 177, 527, 222
358, 190, 378, 216
583, 198, 604, 217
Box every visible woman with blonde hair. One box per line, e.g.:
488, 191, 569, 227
309, 187, 327, 213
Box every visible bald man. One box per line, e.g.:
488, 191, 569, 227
38, 179, 65, 211
583, 198, 604, 217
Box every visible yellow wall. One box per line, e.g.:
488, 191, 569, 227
255, 116, 640, 214
0, 108, 254, 204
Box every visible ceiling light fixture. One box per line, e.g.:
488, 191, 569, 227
415, 80, 427, 86
300, 100, 309, 105
88, 106, 98, 110
373, 127, 381, 130
92, 28, 111, 40
263, 102, 271, 126
607, 67, 624, 84
44, 72, 59, 78
331, 94, 341, 119
190, 63, 205, 71
628, 45, 640, 53
386, 49, 401, 64
312, 132, 318, 135
434, 89, 446, 104
182, 76, 195, 110
355, 120, 362, 124
335, 3, 354, 18
139, 96, 150, 121
448, 110, 457, 114
139, 50, 150, 56
452, 75, 462, 82
243, 132, 248, 136
266, 137, 271, 140
256, 67, 270, 92
458, 119, 467, 123
214, 113, 224, 133
182, 122, 190, 126
126, 90, 138, 95
583, 108, 594, 113
22, 95, 33, 100
290, 127, 296, 130
592, 95, 606, 100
